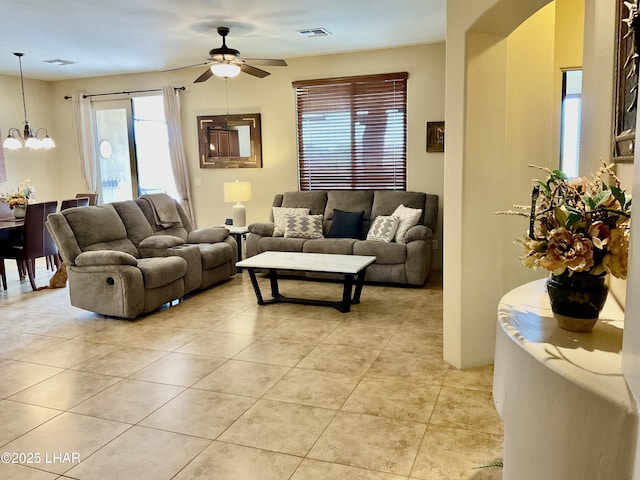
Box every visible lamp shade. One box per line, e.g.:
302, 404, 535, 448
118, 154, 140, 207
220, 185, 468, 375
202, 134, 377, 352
224, 181, 252, 203
223, 181, 251, 227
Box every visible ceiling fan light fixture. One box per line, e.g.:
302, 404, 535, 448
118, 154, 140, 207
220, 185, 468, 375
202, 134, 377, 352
190, 27, 286, 83
211, 62, 241, 78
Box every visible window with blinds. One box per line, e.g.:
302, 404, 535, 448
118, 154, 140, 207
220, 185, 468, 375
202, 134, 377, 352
293, 72, 408, 190
560, 69, 582, 178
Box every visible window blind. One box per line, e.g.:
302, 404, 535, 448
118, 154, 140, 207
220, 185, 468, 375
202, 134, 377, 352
293, 72, 408, 190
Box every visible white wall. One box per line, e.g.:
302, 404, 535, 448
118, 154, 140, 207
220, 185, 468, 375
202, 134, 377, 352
502, 3, 557, 291
445, 0, 553, 368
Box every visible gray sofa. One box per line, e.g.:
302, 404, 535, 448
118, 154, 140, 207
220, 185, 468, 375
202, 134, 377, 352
46, 195, 237, 318
246, 190, 438, 285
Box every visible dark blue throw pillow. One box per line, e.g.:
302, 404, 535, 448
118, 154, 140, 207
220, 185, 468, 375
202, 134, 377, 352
327, 209, 365, 238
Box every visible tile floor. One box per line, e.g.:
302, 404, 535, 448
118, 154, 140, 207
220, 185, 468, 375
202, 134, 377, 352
0, 261, 503, 479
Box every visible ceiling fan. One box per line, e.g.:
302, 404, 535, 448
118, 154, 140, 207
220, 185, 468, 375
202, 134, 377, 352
189, 26, 287, 83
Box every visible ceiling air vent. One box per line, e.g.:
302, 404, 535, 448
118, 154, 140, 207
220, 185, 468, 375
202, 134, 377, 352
297, 28, 331, 38
43, 58, 77, 66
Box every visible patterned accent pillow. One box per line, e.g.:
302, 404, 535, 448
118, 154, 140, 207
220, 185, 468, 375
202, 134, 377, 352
272, 207, 310, 237
392, 204, 422, 244
284, 214, 324, 239
366, 215, 400, 242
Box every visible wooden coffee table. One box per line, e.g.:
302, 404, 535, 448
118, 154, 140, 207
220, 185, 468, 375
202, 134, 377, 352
236, 251, 376, 313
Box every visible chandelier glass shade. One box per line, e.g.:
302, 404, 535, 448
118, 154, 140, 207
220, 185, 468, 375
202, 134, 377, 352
2, 53, 55, 151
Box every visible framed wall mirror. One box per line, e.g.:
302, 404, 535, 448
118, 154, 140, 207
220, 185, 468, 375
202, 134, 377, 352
197, 113, 262, 168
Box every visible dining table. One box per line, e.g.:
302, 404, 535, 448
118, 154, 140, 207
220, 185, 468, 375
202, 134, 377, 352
0, 216, 25, 289
0, 217, 24, 241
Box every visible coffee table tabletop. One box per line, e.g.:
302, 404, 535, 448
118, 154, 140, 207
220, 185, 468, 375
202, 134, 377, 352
236, 251, 376, 274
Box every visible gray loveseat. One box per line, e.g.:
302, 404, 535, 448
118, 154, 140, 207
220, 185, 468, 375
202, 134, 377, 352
46, 195, 237, 318
246, 190, 438, 285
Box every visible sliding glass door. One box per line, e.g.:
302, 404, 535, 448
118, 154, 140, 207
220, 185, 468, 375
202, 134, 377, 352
94, 100, 137, 203
93, 96, 177, 203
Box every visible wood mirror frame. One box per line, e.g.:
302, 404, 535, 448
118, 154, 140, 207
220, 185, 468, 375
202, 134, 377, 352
197, 113, 262, 168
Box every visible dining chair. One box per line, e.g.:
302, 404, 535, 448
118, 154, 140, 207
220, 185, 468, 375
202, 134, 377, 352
0, 201, 59, 291
44, 197, 91, 271
75, 193, 98, 206
61, 197, 90, 211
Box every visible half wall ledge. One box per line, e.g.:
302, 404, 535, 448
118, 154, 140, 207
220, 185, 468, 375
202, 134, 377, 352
493, 279, 637, 480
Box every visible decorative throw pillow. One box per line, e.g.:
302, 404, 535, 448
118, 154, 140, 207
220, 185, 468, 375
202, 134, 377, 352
284, 214, 324, 239
392, 204, 422, 244
272, 207, 310, 236
366, 215, 400, 242
327, 209, 364, 239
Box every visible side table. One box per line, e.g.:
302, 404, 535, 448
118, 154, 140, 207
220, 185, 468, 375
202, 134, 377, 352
223, 225, 249, 264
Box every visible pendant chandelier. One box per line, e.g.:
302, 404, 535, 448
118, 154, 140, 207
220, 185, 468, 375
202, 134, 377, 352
3, 52, 55, 151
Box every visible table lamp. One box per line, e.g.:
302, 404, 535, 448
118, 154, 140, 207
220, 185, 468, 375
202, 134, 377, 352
223, 180, 252, 227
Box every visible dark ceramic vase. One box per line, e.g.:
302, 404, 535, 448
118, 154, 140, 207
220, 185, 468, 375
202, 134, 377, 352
546, 272, 608, 332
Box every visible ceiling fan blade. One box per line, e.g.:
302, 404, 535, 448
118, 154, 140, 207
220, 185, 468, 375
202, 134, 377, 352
194, 68, 214, 83
164, 61, 211, 72
242, 58, 288, 67
240, 64, 270, 78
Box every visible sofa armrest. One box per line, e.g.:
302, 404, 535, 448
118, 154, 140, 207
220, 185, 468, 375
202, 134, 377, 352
139, 235, 185, 249
75, 250, 139, 267
187, 227, 229, 244
403, 224, 434, 243
248, 222, 275, 237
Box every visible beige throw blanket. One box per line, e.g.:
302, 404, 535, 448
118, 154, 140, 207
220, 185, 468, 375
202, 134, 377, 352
140, 193, 182, 228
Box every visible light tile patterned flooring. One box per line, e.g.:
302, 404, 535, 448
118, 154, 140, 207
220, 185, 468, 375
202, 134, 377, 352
0, 261, 503, 479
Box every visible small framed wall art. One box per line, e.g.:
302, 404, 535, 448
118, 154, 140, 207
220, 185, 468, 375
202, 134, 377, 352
426, 121, 445, 153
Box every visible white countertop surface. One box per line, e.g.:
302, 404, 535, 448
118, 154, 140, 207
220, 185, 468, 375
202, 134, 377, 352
496, 279, 632, 409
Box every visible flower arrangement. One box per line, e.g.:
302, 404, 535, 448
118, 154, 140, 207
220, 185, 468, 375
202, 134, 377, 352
498, 162, 632, 279
1, 179, 36, 209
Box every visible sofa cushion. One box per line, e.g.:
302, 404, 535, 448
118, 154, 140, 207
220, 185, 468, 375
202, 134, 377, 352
353, 240, 407, 264
111, 201, 155, 247
366, 215, 399, 242
187, 227, 229, 244
371, 191, 427, 223
248, 222, 275, 236
75, 250, 139, 267
139, 235, 185, 249
327, 209, 364, 239
324, 191, 374, 221
64, 205, 139, 257
258, 237, 306, 253
284, 214, 324, 239
303, 238, 357, 255
272, 207, 309, 237
281, 191, 328, 215
196, 242, 234, 269
137, 256, 187, 289
392, 204, 423, 244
